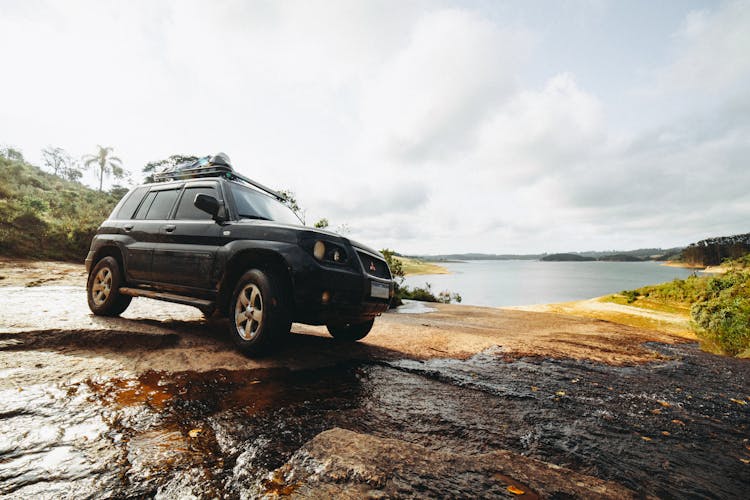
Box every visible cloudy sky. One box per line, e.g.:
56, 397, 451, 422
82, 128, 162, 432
1, 0, 748, 254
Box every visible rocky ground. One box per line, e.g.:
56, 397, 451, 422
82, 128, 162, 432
0, 259, 748, 498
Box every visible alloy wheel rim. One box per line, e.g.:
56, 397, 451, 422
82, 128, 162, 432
92, 268, 112, 306
235, 283, 263, 340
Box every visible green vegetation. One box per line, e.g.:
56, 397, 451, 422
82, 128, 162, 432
691, 272, 750, 356
0, 153, 123, 261
381, 249, 461, 306
619, 257, 750, 356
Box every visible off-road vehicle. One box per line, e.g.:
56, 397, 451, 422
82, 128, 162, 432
85, 153, 394, 355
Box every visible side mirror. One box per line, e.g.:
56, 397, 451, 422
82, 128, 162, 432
194, 193, 225, 222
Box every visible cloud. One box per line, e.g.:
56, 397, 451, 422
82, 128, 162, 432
473, 73, 605, 182
659, 0, 750, 94
359, 9, 533, 162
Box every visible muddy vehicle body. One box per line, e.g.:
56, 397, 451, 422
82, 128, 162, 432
85, 154, 394, 354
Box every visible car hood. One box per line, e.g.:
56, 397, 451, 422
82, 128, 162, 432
233, 220, 384, 258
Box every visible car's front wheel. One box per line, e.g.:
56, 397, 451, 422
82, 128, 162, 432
327, 319, 374, 342
87, 256, 132, 316
230, 269, 291, 356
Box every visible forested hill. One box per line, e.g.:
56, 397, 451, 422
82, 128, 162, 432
0, 155, 124, 261
681, 233, 750, 267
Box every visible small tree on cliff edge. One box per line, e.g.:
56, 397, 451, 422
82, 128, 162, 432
83, 145, 125, 192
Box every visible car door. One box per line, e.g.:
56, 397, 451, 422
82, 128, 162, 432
150, 182, 225, 290
125, 186, 182, 283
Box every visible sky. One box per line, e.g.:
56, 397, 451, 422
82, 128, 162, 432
1, 0, 748, 254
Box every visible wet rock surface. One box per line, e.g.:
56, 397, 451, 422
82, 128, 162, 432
1, 283, 749, 498
262, 428, 634, 499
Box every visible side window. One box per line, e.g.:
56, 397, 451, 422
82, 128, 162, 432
134, 192, 157, 219
144, 190, 180, 220
114, 187, 148, 220
175, 186, 219, 220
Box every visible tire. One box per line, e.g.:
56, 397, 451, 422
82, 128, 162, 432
229, 269, 291, 356
87, 256, 132, 316
327, 319, 374, 342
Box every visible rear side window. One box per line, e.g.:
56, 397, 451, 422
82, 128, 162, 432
144, 189, 180, 220
114, 187, 148, 220
175, 186, 219, 220
133, 189, 180, 220
134, 192, 157, 219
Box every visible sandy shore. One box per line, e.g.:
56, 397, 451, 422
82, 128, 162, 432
661, 260, 705, 270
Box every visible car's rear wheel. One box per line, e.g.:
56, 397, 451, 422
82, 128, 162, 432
230, 269, 291, 355
327, 319, 374, 342
87, 256, 132, 316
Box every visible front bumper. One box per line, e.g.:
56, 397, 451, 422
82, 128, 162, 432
291, 255, 394, 325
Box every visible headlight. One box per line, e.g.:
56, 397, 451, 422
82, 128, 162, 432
313, 240, 326, 260
311, 239, 348, 264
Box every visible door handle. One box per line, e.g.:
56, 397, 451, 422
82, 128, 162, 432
164, 224, 177, 233
123, 224, 134, 231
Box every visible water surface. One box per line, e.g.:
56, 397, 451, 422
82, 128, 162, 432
403, 260, 700, 307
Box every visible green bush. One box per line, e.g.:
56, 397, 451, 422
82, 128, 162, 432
690, 271, 750, 355
633, 275, 708, 303
621, 289, 639, 303
621, 268, 750, 356
399, 282, 462, 304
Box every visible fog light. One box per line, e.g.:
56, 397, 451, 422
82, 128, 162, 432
313, 240, 326, 260
321, 291, 330, 304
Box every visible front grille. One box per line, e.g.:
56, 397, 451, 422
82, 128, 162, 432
356, 251, 391, 280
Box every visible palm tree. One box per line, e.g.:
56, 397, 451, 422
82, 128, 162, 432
83, 145, 124, 192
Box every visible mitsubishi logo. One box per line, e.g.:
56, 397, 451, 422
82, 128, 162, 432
369, 261, 377, 272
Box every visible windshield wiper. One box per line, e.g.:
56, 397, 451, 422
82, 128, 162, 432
239, 214, 271, 221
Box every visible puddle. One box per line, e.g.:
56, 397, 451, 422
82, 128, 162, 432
0, 343, 748, 498
394, 299, 438, 314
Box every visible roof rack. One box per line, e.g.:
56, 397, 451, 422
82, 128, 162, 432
153, 158, 284, 201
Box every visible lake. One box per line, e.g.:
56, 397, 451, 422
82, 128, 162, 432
402, 260, 701, 307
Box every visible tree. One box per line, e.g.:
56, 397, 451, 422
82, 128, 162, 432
277, 189, 305, 223
40, 146, 82, 182
62, 161, 83, 183
0, 147, 24, 162
41, 146, 70, 176
314, 218, 329, 229
109, 184, 130, 199
83, 145, 125, 192
142, 154, 198, 183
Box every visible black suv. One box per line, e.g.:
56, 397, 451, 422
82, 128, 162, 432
85, 154, 394, 355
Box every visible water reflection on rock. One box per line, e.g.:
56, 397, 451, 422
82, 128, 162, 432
1, 343, 748, 498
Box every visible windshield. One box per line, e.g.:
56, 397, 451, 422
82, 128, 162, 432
230, 183, 302, 225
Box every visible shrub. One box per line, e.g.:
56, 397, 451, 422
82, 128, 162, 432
621, 289, 639, 303
690, 271, 750, 355
621, 269, 750, 356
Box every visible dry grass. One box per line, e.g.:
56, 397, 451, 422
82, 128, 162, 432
397, 256, 449, 276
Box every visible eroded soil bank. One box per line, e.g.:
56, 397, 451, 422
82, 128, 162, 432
1, 261, 748, 498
